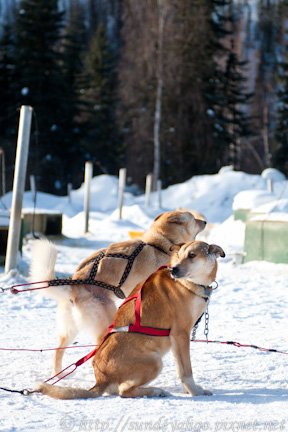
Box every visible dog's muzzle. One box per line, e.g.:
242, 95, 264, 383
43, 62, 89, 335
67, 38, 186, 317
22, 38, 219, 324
170, 266, 180, 278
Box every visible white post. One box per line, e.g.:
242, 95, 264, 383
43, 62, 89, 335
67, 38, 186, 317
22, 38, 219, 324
5, 106, 33, 273
118, 168, 126, 219
267, 178, 273, 193
67, 182, 73, 204
30, 175, 36, 202
157, 179, 162, 209
84, 161, 93, 233
145, 173, 153, 208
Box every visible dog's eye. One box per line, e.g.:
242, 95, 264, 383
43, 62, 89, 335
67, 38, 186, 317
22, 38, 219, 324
188, 252, 196, 259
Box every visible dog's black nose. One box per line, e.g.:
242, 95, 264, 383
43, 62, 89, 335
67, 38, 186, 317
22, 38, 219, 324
171, 266, 179, 277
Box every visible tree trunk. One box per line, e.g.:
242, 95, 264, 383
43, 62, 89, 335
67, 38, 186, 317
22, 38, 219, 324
153, 0, 167, 190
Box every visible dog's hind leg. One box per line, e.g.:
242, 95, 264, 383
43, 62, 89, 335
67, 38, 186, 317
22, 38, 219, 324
118, 354, 167, 398
53, 303, 78, 375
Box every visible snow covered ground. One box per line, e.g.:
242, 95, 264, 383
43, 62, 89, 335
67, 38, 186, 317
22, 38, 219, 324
0, 169, 287, 432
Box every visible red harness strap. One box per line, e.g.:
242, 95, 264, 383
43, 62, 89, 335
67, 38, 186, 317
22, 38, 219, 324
45, 267, 170, 385
108, 282, 170, 337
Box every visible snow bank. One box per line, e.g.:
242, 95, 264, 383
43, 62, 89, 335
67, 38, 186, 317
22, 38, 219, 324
232, 190, 276, 211
161, 170, 267, 222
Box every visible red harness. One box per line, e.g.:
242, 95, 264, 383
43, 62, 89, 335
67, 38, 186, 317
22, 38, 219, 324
45, 267, 170, 385
108, 281, 170, 337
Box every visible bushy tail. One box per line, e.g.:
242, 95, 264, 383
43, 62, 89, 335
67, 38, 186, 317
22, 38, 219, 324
30, 239, 71, 302
34, 383, 102, 400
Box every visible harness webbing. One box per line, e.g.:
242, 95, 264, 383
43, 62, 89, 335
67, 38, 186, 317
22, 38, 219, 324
48, 242, 147, 299
109, 280, 171, 337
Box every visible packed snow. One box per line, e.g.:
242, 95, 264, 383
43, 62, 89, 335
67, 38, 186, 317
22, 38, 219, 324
0, 169, 287, 432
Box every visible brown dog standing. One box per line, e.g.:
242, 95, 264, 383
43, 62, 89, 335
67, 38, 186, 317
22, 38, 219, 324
36, 240, 225, 399
30, 211, 206, 374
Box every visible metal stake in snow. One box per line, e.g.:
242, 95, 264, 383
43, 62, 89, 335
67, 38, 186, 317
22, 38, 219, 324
5, 106, 33, 273
157, 179, 162, 209
267, 178, 273, 193
145, 173, 153, 208
84, 161, 93, 233
67, 182, 73, 204
118, 168, 126, 220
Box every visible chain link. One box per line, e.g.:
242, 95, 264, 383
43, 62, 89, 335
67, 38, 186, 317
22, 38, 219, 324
204, 309, 209, 342
191, 323, 199, 341
191, 306, 210, 342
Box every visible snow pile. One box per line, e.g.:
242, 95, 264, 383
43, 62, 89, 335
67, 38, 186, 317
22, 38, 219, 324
232, 190, 277, 211
158, 170, 267, 222
261, 167, 286, 182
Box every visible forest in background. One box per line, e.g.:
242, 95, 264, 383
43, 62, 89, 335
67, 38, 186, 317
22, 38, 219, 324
0, 0, 288, 194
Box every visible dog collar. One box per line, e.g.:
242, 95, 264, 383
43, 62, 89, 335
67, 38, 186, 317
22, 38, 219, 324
191, 281, 218, 302
146, 243, 169, 256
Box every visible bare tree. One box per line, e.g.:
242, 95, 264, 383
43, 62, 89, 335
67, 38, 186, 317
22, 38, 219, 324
153, 0, 168, 190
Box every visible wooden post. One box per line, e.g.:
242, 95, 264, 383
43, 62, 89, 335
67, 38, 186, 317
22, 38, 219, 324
67, 182, 73, 204
30, 175, 36, 202
157, 179, 162, 209
84, 161, 93, 233
5, 106, 33, 272
145, 173, 153, 208
118, 168, 126, 219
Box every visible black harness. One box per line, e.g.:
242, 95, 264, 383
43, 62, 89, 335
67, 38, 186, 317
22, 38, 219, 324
48, 241, 168, 299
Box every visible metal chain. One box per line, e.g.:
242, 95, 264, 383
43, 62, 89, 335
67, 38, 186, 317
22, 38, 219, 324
204, 308, 209, 342
191, 306, 210, 342
191, 323, 199, 341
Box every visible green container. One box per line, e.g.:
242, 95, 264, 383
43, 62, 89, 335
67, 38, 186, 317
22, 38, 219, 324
234, 209, 251, 222
244, 218, 288, 263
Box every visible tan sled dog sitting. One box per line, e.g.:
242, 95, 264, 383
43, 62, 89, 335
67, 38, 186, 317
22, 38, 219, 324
35, 240, 225, 399
30, 210, 206, 375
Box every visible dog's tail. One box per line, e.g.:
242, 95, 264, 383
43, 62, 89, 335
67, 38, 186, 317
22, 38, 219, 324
34, 382, 103, 400
30, 239, 71, 302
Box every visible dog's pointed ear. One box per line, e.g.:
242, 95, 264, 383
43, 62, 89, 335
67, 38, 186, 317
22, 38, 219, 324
169, 243, 185, 253
154, 213, 164, 222
208, 244, 225, 258
167, 211, 193, 224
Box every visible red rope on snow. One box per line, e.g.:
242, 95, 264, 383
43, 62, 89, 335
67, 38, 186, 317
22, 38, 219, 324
0, 344, 98, 352
0, 339, 287, 354
192, 339, 288, 355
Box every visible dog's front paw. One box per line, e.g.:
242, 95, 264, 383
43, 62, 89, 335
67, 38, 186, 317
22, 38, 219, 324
201, 388, 213, 396
192, 385, 212, 396
153, 388, 170, 397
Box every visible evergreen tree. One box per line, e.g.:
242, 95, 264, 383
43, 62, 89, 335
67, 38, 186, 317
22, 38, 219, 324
0, 22, 17, 137
272, 1, 288, 176
206, 2, 252, 171
274, 89, 288, 176
218, 44, 252, 169
160, 0, 232, 184
61, 3, 88, 186
81, 24, 121, 175
13, 0, 77, 193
